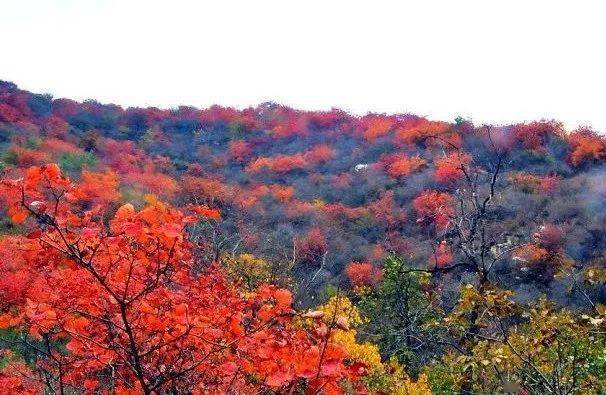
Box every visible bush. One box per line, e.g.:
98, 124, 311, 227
59, 152, 97, 173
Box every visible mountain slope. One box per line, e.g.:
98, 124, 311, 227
1, 80, 605, 308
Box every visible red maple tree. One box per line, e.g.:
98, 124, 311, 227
412, 190, 455, 231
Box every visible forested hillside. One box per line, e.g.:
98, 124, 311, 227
1, 80, 605, 393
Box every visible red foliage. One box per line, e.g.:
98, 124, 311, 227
413, 190, 455, 231
377, 153, 426, 179
345, 262, 382, 287
362, 116, 394, 142
180, 176, 235, 206
4, 93, 32, 119
0, 165, 364, 393
228, 140, 253, 163
539, 175, 559, 194
394, 120, 460, 148
305, 144, 335, 164
263, 106, 308, 139
434, 153, 471, 184
307, 109, 350, 130
42, 115, 69, 137
385, 232, 412, 256
512, 120, 562, 150
332, 173, 353, 189
513, 244, 550, 265
0, 357, 42, 394
568, 129, 606, 166
298, 227, 328, 265
152, 155, 176, 174
368, 191, 406, 230
123, 171, 178, 199
270, 184, 295, 202
0, 103, 21, 123
200, 106, 256, 130
51, 98, 80, 119
369, 244, 386, 263
186, 162, 204, 176
7, 145, 51, 167
246, 144, 335, 175
246, 153, 308, 174
40, 137, 80, 156
533, 224, 564, 251
433, 241, 453, 268
322, 203, 367, 222
97, 139, 146, 175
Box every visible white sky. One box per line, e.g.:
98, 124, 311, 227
1, 0, 605, 132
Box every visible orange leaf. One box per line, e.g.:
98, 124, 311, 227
274, 289, 292, 308
115, 203, 135, 221
10, 209, 28, 224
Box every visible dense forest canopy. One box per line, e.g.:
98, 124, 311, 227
0, 80, 605, 393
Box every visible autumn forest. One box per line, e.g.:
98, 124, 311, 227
0, 80, 605, 394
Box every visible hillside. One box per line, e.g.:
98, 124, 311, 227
1, 80, 606, 393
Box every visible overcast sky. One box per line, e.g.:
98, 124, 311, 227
1, 0, 605, 131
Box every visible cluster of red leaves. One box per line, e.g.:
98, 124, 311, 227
228, 140, 253, 163
245, 144, 334, 175
413, 190, 455, 231
40, 138, 80, 156
345, 262, 382, 288
512, 244, 550, 265
433, 241, 454, 268
269, 184, 296, 202
434, 153, 471, 184
0, 102, 21, 123
51, 98, 79, 119
267, 106, 309, 139
0, 354, 43, 395
512, 121, 562, 150
283, 200, 317, 220
71, 170, 122, 206
297, 227, 328, 266
321, 203, 368, 223
6, 145, 51, 167
122, 171, 179, 200
237, 183, 296, 206
41, 115, 69, 137
0, 165, 364, 394
246, 153, 308, 174
180, 175, 236, 207
394, 120, 460, 148
305, 144, 335, 164
385, 232, 412, 256
367, 191, 406, 230
376, 153, 426, 179
568, 129, 606, 167
539, 175, 560, 194
361, 116, 395, 142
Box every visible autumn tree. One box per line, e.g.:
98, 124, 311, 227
0, 164, 364, 393
313, 292, 434, 394
433, 152, 470, 184
568, 128, 606, 167
403, 129, 541, 393
481, 298, 606, 394
358, 255, 441, 379
412, 190, 454, 232
377, 152, 426, 179
297, 227, 328, 266
345, 261, 382, 289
